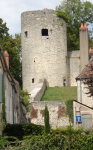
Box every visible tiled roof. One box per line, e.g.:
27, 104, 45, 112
89, 51, 93, 54
89, 48, 93, 54
76, 57, 93, 79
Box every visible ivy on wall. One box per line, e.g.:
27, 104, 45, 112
20, 89, 30, 111
66, 100, 75, 123
2, 85, 6, 124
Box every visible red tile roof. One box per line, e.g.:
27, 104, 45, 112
89, 51, 93, 54
76, 57, 93, 79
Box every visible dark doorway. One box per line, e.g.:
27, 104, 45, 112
63, 79, 66, 86
32, 78, 34, 83
42, 29, 48, 36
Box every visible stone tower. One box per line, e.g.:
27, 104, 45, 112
21, 9, 67, 93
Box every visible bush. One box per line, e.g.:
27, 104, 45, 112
2, 125, 93, 149
0, 136, 4, 149
2, 130, 93, 149
44, 105, 50, 133
66, 100, 74, 123
3, 123, 44, 140
20, 89, 30, 111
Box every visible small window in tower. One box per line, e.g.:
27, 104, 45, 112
24, 31, 28, 37
42, 29, 48, 36
32, 78, 34, 83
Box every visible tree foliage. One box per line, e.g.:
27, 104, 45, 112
2, 85, 6, 124
83, 79, 93, 97
0, 18, 22, 86
44, 105, 50, 133
56, 0, 93, 50
83, 63, 93, 97
20, 89, 30, 111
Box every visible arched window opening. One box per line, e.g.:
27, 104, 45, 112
42, 29, 48, 36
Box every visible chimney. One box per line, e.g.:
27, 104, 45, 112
89, 47, 92, 51
79, 23, 89, 72
4, 51, 9, 69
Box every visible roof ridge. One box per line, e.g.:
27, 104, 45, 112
76, 58, 93, 80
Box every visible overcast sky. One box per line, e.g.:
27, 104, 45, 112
0, 0, 93, 36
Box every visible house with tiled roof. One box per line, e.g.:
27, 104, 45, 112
73, 57, 93, 130
73, 22, 93, 130
89, 47, 93, 59
0, 45, 27, 135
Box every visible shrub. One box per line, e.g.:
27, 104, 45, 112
3, 123, 44, 140
2, 125, 93, 149
20, 89, 30, 111
0, 136, 4, 149
66, 100, 74, 123
44, 105, 50, 133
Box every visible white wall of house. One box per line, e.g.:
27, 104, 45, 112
0, 59, 3, 113
77, 80, 93, 107
73, 101, 93, 129
4, 73, 13, 124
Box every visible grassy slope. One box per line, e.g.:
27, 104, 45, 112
41, 86, 77, 102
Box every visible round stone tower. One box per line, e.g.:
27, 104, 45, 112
21, 9, 67, 93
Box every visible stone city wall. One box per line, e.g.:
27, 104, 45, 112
67, 50, 80, 86
30, 78, 47, 102
4, 72, 13, 124
30, 101, 69, 129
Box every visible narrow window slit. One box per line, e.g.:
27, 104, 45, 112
24, 31, 28, 37
32, 78, 34, 83
42, 29, 48, 36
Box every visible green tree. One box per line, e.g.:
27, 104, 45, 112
2, 85, 6, 124
0, 18, 22, 86
0, 18, 9, 38
56, 0, 93, 50
44, 105, 50, 133
20, 89, 30, 111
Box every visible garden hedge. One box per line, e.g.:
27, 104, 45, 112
3, 123, 44, 139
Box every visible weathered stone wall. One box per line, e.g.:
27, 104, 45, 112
14, 80, 27, 123
67, 50, 80, 86
14, 79, 20, 124
30, 78, 46, 102
30, 101, 69, 129
21, 9, 67, 93
0, 59, 3, 135
4, 72, 13, 124
19, 95, 27, 123
0, 59, 3, 115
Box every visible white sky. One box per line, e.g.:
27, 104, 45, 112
0, 0, 93, 36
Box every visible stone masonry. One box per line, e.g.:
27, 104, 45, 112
21, 9, 68, 93
67, 51, 80, 86
30, 101, 69, 129
21, 9, 80, 94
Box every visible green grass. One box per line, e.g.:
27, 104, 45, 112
41, 86, 77, 102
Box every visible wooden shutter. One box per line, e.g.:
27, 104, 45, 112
0, 73, 3, 103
